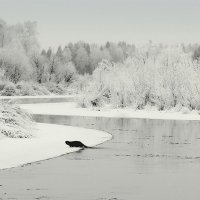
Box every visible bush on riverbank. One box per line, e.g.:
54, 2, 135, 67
43, 82, 68, 95
0, 81, 72, 96
0, 101, 33, 138
78, 47, 200, 111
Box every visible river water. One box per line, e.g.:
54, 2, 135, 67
1, 114, 200, 199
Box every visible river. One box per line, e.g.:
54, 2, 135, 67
1, 100, 200, 199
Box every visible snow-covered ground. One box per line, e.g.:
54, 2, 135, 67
0, 95, 76, 104
0, 95, 75, 99
3, 100, 200, 170
21, 102, 200, 121
0, 123, 111, 169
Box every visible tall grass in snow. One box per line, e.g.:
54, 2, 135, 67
0, 101, 33, 138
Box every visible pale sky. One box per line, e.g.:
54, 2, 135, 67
0, 0, 200, 48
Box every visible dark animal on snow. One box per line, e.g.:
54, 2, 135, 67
65, 141, 88, 148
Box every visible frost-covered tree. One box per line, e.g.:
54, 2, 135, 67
31, 52, 49, 83
63, 47, 72, 63
54, 61, 76, 84
0, 19, 40, 84
47, 53, 58, 82
75, 47, 89, 74
0, 19, 7, 48
56, 46, 63, 59
79, 46, 200, 110
0, 47, 32, 83
56, 46, 72, 64
107, 43, 124, 63
193, 46, 200, 61
89, 46, 104, 71
41, 49, 47, 56
9, 21, 39, 55
46, 47, 53, 59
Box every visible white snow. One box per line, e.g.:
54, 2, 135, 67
21, 102, 200, 121
0, 123, 112, 169
2, 100, 200, 170
0, 95, 75, 99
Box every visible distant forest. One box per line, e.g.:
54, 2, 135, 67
1, 18, 200, 110
1, 18, 200, 85
42, 41, 136, 75
0, 19, 136, 85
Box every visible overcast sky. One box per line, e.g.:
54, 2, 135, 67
0, 0, 200, 48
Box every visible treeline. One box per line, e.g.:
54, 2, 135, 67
41, 41, 136, 75
1, 18, 200, 87
0, 18, 137, 84
41, 42, 200, 78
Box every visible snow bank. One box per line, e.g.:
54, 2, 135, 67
0, 123, 111, 169
21, 102, 200, 121
0, 95, 75, 99
0, 95, 76, 104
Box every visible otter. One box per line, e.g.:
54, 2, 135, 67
65, 141, 88, 148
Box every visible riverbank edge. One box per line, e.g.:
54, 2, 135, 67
21, 102, 200, 121
0, 123, 112, 170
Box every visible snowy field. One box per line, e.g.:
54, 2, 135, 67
21, 102, 200, 121
0, 123, 111, 169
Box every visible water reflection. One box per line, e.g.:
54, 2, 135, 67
34, 114, 200, 174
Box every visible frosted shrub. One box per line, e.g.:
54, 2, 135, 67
16, 81, 50, 96
0, 101, 33, 138
0, 81, 51, 96
78, 60, 113, 107
78, 82, 109, 108
79, 47, 200, 110
31, 83, 50, 95
0, 80, 12, 91
151, 49, 200, 110
43, 82, 67, 95
73, 74, 93, 93
16, 81, 34, 95
0, 82, 17, 96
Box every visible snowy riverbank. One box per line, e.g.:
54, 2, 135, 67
0, 95, 76, 104
0, 95, 75, 99
0, 123, 111, 170
21, 102, 200, 121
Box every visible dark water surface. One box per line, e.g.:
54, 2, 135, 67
1, 114, 200, 200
